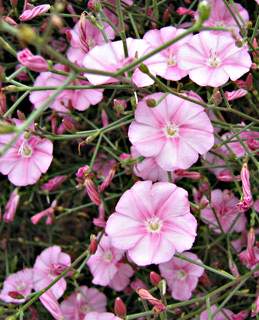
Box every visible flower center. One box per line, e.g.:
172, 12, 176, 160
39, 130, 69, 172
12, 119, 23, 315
215, 20, 225, 27
17, 282, 25, 291
207, 49, 221, 67
177, 270, 186, 280
166, 51, 176, 66
88, 39, 95, 48
80, 305, 88, 314
103, 250, 113, 262
18, 140, 33, 158
164, 122, 179, 137
146, 216, 163, 233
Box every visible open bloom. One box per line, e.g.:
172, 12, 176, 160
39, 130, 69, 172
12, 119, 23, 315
60, 286, 107, 320
39, 290, 65, 320
33, 246, 71, 299
128, 93, 214, 171
200, 305, 234, 320
0, 268, 33, 303
0, 119, 53, 186
143, 26, 192, 81
177, 31, 252, 87
200, 189, 247, 233
106, 181, 197, 266
83, 38, 167, 87
159, 252, 204, 301
84, 312, 122, 320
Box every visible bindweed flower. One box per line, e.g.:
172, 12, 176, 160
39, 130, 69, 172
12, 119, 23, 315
30, 200, 57, 225
39, 289, 65, 320
17, 48, 48, 72
106, 180, 197, 266
108, 262, 134, 292
85, 177, 102, 206
0, 268, 33, 303
159, 252, 204, 301
19, 4, 50, 21
200, 189, 247, 233
83, 311, 122, 320
3, 188, 20, 222
128, 92, 214, 171
177, 31, 252, 87
238, 228, 259, 270
33, 246, 71, 299
0, 119, 53, 186
60, 286, 107, 320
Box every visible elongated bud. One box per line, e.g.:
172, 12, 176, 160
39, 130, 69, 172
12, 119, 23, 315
115, 297, 127, 317
247, 228, 256, 263
89, 236, 98, 254
237, 162, 253, 212
101, 109, 109, 127
8, 291, 24, 299
175, 169, 201, 179
217, 171, 241, 182
98, 164, 117, 192
139, 64, 149, 74
199, 199, 209, 209
2, 16, 18, 26
136, 288, 166, 312
176, 7, 195, 16
150, 271, 162, 286
67, 3, 79, 23
196, 1, 211, 26
62, 119, 76, 133
85, 177, 102, 205
79, 12, 90, 53
245, 73, 253, 90
0, 92, 7, 116
163, 9, 170, 21
19, 4, 51, 21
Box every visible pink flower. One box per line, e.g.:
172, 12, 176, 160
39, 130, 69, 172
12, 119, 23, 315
108, 263, 134, 291
159, 252, 204, 301
87, 234, 125, 286
136, 288, 166, 312
143, 27, 192, 81
98, 163, 117, 192
130, 279, 149, 291
31, 200, 57, 225
29, 64, 103, 112
92, 155, 116, 179
177, 31, 252, 87
106, 181, 197, 266
225, 89, 247, 101
83, 312, 122, 320
41, 176, 67, 191
128, 93, 214, 171
0, 119, 53, 186
60, 286, 107, 320
252, 296, 259, 317
17, 48, 48, 72
83, 38, 167, 87
3, 188, 20, 222
0, 268, 33, 303
195, 0, 249, 34
19, 4, 50, 21
200, 189, 247, 233
237, 162, 253, 212
33, 246, 71, 299
200, 305, 234, 320
39, 290, 65, 320
66, 19, 115, 67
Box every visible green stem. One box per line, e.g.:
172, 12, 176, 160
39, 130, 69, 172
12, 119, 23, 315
116, 0, 128, 58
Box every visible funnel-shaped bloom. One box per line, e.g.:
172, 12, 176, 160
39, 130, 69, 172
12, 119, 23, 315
106, 181, 197, 266
128, 92, 214, 171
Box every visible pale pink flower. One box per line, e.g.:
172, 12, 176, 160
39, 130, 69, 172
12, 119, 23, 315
202, 147, 226, 176
41, 176, 67, 191
0, 119, 53, 186
20, 4, 50, 21
200, 305, 234, 320
60, 286, 107, 320
3, 188, 20, 222
195, 0, 249, 34
83, 38, 167, 87
31, 200, 57, 225
225, 89, 247, 101
106, 181, 197, 266
0, 268, 33, 303
87, 234, 125, 286
239, 228, 259, 270
92, 155, 116, 179
33, 246, 71, 299
93, 203, 106, 228
159, 252, 204, 301
17, 48, 48, 72
98, 164, 117, 192
29, 64, 103, 112
200, 189, 247, 233
177, 7, 195, 16
39, 290, 64, 320
84, 311, 122, 320
66, 19, 115, 67
108, 263, 134, 291
177, 31, 252, 87
143, 27, 192, 81
128, 93, 214, 171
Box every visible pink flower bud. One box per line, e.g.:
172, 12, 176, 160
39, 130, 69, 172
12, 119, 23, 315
150, 271, 162, 286
174, 169, 201, 179
98, 164, 117, 192
76, 165, 90, 179
251, 63, 258, 70
247, 138, 259, 152
163, 8, 170, 21
89, 236, 98, 254
225, 89, 247, 101
88, 0, 100, 12
8, 291, 24, 299
15, 64, 29, 81
17, 48, 48, 72
4, 188, 20, 223
41, 176, 66, 191
247, 228, 256, 264
2, 16, 18, 26
20, 4, 51, 21
217, 171, 241, 182
176, 7, 195, 16
114, 297, 127, 317
85, 177, 102, 205
0, 92, 7, 116
31, 200, 57, 225
101, 109, 109, 127
199, 199, 209, 209
234, 80, 246, 88
66, 3, 79, 23
228, 259, 240, 277
232, 310, 249, 320
252, 39, 259, 58
245, 73, 253, 89
62, 119, 74, 132
114, 99, 127, 113
79, 12, 90, 53
17, 110, 26, 120
237, 162, 253, 212
136, 288, 166, 312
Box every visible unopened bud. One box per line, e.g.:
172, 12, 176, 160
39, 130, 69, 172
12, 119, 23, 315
89, 236, 98, 254
150, 271, 162, 286
8, 291, 24, 299
199, 199, 209, 209
175, 170, 201, 179
245, 73, 253, 90
0, 120, 17, 133
115, 297, 127, 317
18, 25, 37, 43
17, 110, 26, 120
139, 64, 149, 74
146, 98, 156, 108
163, 9, 170, 21
197, 1, 211, 26
235, 39, 243, 48
114, 99, 127, 113
62, 119, 76, 133
0, 92, 7, 115
88, 0, 100, 12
